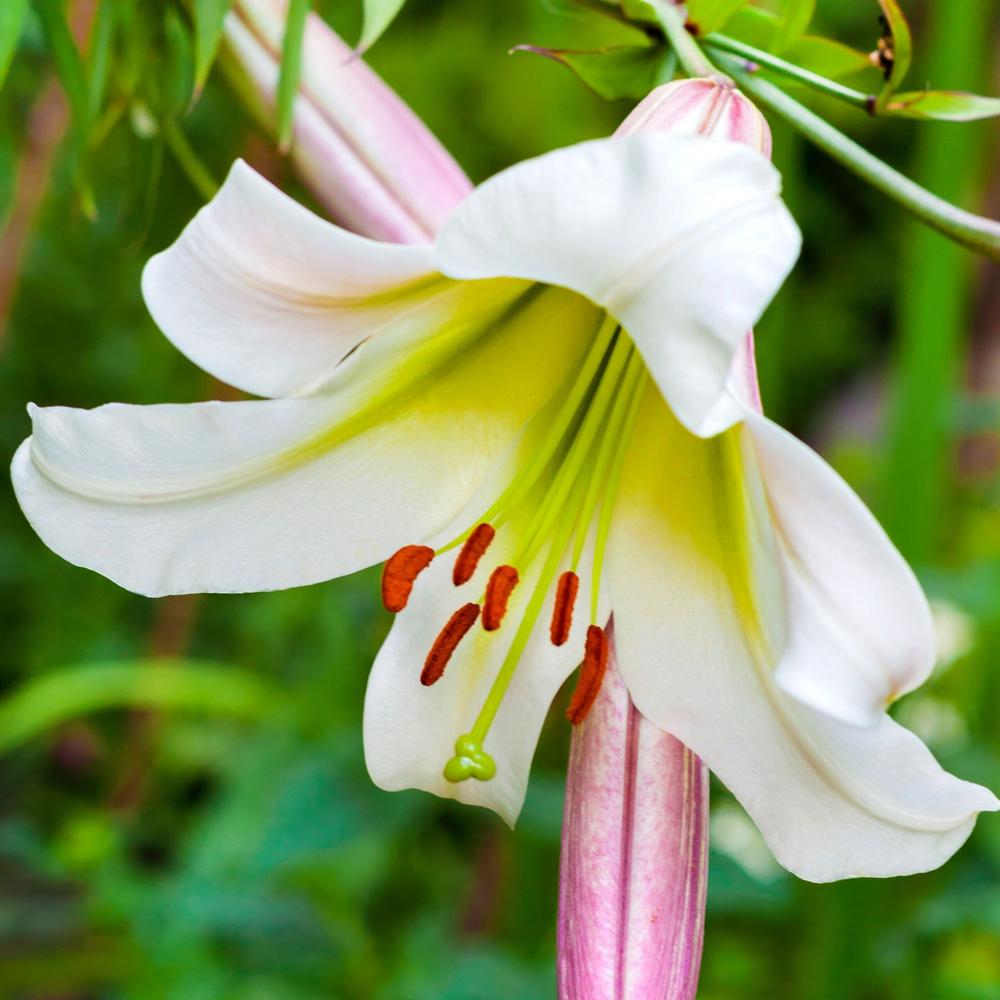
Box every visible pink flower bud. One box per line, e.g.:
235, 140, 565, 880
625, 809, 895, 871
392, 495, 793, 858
223, 0, 471, 242
616, 76, 772, 155
559, 642, 709, 1000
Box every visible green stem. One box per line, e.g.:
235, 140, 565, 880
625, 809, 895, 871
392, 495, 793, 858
161, 118, 218, 201
704, 33, 871, 110
649, 0, 719, 79
713, 52, 1000, 261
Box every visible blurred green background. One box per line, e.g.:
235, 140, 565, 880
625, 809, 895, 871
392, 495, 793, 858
1, 1, 999, 997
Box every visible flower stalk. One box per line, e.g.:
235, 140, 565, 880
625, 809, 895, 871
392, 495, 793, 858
718, 56, 1000, 261
702, 34, 872, 110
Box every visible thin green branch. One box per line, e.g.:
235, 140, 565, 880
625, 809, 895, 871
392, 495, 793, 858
704, 33, 872, 110
713, 52, 1000, 261
161, 118, 218, 202
648, 0, 719, 79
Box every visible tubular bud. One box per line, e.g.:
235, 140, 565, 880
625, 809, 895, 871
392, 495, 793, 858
616, 77, 772, 155
559, 641, 709, 1000
222, 0, 472, 242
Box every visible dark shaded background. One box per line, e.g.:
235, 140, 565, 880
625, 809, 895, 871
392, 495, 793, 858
1, 1, 998, 997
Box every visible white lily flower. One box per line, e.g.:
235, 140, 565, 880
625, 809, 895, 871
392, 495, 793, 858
12, 129, 996, 882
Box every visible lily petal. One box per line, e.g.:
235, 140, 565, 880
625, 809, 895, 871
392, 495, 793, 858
744, 409, 935, 727
434, 133, 800, 436
607, 386, 998, 881
364, 467, 611, 827
143, 160, 517, 399
13, 287, 598, 597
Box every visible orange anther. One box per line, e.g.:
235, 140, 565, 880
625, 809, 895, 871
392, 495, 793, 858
421, 603, 480, 686
482, 565, 519, 631
453, 523, 496, 586
566, 625, 609, 725
381, 545, 434, 612
550, 571, 579, 646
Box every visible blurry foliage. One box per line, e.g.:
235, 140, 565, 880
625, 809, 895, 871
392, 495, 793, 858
0, 0, 999, 998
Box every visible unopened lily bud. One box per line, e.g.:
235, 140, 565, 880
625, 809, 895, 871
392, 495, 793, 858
559, 645, 708, 1000
222, 0, 471, 242
617, 76, 772, 155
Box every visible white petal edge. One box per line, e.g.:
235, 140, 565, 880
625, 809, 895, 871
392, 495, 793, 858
13, 286, 599, 597
142, 159, 497, 399
434, 132, 801, 437
606, 385, 998, 881
743, 406, 936, 727
12, 396, 475, 596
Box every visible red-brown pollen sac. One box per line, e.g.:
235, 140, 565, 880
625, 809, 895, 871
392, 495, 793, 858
421, 602, 480, 686
550, 571, 579, 646
381, 544, 434, 612
482, 565, 519, 631
452, 523, 496, 586
566, 625, 610, 725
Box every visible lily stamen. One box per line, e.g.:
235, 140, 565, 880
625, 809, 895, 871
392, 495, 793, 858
452, 522, 496, 585
381, 544, 435, 612
482, 565, 519, 631
566, 625, 610, 725
550, 571, 579, 646
422, 602, 480, 686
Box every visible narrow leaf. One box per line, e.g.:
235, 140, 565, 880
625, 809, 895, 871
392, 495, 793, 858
86, 0, 115, 122
0, 661, 278, 755
358, 0, 406, 53
276, 0, 310, 153
724, 8, 875, 80
723, 5, 778, 50
513, 43, 671, 101
772, 0, 815, 53
882, 89, 1000, 121
785, 35, 875, 81
193, 0, 235, 89
685, 0, 751, 36
0, 0, 29, 90
162, 7, 196, 119
875, 0, 912, 108
33, 0, 90, 135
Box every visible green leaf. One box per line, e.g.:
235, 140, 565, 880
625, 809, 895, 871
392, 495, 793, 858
357, 0, 406, 53
875, 0, 912, 108
723, 8, 873, 81
881, 89, 1000, 121
685, 0, 750, 35
32, 0, 90, 135
85, 0, 115, 122
784, 35, 874, 81
0, 661, 279, 755
772, 0, 815, 53
192, 0, 234, 89
0, 0, 29, 90
276, 0, 310, 153
722, 5, 778, 49
513, 42, 672, 101
162, 7, 195, 120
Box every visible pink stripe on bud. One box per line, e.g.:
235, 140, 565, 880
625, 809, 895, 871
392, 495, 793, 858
616, 76, 772, 155
559, 637, 708, 1000
224, 0, 471, 242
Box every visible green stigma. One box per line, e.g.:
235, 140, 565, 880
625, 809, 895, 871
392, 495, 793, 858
443, 734, 497, 783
